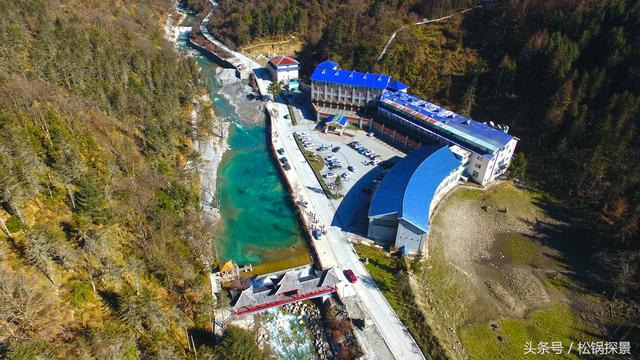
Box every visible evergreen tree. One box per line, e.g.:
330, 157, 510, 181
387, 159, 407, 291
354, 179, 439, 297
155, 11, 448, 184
461, 77, 477, 117
216, 326, 261, 360
510, 153, 527, 180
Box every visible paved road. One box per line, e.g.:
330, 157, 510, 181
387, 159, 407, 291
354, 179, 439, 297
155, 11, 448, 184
269, 101, 424, 360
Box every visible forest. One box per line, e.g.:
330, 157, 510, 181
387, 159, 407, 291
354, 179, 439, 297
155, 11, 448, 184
209, 0, 640, 295
0, 0, 260, 358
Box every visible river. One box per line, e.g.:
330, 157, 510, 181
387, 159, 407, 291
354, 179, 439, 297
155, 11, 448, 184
176, 17, 310, 274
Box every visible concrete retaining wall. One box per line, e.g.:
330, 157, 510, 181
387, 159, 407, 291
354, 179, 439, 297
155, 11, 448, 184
188, 37, 237, 70
264, 108, 325, 269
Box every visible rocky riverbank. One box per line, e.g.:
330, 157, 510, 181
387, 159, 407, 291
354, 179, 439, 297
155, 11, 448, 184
217, 79, 265, 125
165, 2, 231, 225
257, 302, 334, 360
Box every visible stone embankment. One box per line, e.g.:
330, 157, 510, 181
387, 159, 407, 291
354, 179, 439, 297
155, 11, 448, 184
278, 302, 334, 360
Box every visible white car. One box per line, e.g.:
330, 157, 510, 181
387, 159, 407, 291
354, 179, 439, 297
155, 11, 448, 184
323, 172, 337, 179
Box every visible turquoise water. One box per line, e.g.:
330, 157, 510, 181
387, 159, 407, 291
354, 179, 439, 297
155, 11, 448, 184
177, 30, 309, 268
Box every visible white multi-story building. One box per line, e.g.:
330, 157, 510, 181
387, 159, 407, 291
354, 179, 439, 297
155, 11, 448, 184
267, 55, 299, 83
375, 90, 518, 185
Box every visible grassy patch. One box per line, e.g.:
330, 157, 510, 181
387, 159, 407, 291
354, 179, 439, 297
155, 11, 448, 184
354, 244, 447, 359
420, 243, 481, 326
286, 104, 298, 125
454, 187, 486, 201
67, 280, 95, 308
304, 150, 324, 172
5, 216, 24, 233
499, 233, 540, 266
461, 305, 584, 360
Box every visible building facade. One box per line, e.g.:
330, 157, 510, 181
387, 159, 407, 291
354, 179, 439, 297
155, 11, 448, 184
267, 55, 299, 83
310, 61, 394, 127
367, 145, 463, 256
374, 90, 518, 185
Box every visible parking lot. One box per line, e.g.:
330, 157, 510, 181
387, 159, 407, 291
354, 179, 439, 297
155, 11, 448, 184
292, 124, 405, 234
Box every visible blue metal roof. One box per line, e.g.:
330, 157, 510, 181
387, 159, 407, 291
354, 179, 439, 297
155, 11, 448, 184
368, 145, 462, 232
387, 80, 409, 92
316, 60, 338, 69
310, 61, 391, 89
379, 90, 514, 155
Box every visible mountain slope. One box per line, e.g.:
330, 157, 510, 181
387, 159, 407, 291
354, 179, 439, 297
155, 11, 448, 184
0, 0, 222, 357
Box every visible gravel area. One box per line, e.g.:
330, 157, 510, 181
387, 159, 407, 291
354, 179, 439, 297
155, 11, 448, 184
428, 182, 551, 317
218, 81, 265, 125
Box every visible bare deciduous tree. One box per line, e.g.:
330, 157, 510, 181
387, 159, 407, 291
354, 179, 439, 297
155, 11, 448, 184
0, 269, 58, 344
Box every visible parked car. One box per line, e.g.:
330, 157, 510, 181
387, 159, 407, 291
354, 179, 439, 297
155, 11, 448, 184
341, 172, 350, 179
279, 157, 288, 164
312, 228, 322, 240
323, 172, 336, 178
277, 148, 285, 155
332, 146, 341, 153
344, 269, 357, 283
348, 166, 356, 172
367, 132, 374, 137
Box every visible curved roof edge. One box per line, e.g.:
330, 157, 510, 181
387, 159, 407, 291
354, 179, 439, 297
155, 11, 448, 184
368, 145, 462, 232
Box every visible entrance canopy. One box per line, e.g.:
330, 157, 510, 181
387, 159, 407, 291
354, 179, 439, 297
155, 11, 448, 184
327, 114, 348, 127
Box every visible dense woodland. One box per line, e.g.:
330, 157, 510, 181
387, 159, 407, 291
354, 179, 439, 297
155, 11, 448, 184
0, 0, 260, 358
209, 0, 640, 294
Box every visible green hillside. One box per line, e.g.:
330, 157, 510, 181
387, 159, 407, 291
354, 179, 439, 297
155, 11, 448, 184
0, 0, 240, 358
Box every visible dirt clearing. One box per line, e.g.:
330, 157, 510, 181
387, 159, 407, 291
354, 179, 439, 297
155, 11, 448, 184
411, 182, 600, 359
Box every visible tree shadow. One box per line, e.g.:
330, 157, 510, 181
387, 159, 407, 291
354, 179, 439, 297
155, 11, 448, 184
357, 274, 384, 291
98, 289, 120, 313
252, 67, 271, 82
189, 327, 216, 348
525, 196, 614, 295
306, 186, 325, 194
